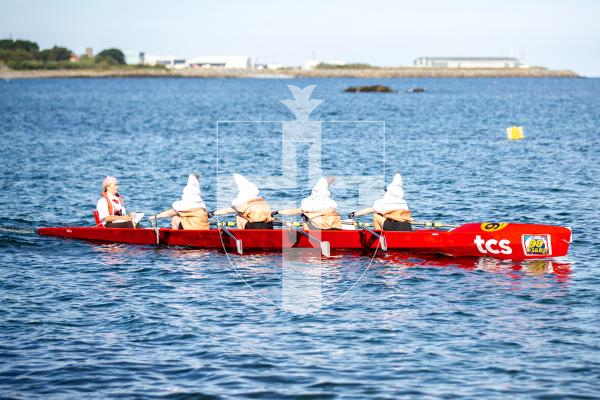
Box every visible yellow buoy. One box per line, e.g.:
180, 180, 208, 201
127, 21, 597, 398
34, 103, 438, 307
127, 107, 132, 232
506, 126, 524, 140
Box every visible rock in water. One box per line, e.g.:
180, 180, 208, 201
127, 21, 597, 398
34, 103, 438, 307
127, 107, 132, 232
344, 85, 393, 93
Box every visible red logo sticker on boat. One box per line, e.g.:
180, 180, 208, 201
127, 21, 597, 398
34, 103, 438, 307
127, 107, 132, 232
481, 222, 508, 232
522, 234, 552, 256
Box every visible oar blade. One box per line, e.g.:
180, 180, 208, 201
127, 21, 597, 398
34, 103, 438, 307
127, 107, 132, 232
320, 241, 331, 257
379, 235, 387, 251
150, 219, 160, 245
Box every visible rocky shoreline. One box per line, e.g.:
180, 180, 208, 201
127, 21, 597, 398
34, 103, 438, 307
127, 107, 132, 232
0, 66, 580, 79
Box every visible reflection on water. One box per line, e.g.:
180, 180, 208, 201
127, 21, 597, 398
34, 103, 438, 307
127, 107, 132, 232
150, 244, 575, 311
92, 243, 133, 265
371, 252, 571, 283
82, 242, 576, 291
282, 247, 323, 313
519, 259, 572, 282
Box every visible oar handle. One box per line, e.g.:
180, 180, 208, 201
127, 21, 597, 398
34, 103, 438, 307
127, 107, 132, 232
353, 218, 457, 229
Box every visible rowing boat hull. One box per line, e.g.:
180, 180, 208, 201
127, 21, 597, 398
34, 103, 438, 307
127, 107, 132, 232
37, 222, 571, 260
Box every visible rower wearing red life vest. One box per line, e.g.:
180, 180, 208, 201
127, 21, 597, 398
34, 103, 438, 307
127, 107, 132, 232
276, 176, 342, 230
211, 174, 273, 229
96, 176, 137, 228
149, 173, 209, 230
349, 172, 413, 231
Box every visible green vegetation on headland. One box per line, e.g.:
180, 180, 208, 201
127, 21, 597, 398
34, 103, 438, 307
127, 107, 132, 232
0, 38, 161, 70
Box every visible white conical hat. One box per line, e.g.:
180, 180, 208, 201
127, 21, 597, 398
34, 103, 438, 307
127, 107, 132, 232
301, 177, 337, 212
373, 173, 408, 213
232, 173, 260, 207
172, 174, 206, 211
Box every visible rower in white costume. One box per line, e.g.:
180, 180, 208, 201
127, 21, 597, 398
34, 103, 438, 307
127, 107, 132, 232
349, 173, 413, 231
275, 176, 342, 230
211, 174, 273, 229
149, 174, 210, 230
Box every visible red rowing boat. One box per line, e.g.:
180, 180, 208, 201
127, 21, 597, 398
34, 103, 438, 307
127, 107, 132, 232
37, 221, 571, 260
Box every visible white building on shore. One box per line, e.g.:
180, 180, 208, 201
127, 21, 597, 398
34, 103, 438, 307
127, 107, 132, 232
142, 55, 187, 69
414, 57, 525, 68
187, 55, 252, 69
121, 53, 257, 69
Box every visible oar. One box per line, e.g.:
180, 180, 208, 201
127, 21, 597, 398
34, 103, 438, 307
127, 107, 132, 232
412, 220, 458, 229
149, 216, 160, 245
358, 219, 458, 229
286, 222, 331, 257
358, 222, 387, 251
219, 222, 243, 254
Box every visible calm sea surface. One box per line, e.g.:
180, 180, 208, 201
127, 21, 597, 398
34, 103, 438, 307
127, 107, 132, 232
1, 77, 599, 398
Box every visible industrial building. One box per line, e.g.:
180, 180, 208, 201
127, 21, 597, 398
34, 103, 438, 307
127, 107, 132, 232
143, 55, 187, 69
414, 57, 524, 68
187, 55, 252, 69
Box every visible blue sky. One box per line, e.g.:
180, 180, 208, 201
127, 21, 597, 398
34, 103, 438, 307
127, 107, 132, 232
1, 0, 599, 76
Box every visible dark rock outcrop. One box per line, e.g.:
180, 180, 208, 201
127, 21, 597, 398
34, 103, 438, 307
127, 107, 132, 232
344, 85, 393, 93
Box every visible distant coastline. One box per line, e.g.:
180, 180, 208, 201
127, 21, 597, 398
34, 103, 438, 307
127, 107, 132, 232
0, 66, 580, 79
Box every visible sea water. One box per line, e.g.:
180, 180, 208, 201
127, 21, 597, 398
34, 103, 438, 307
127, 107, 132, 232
1, 77, 599, 398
